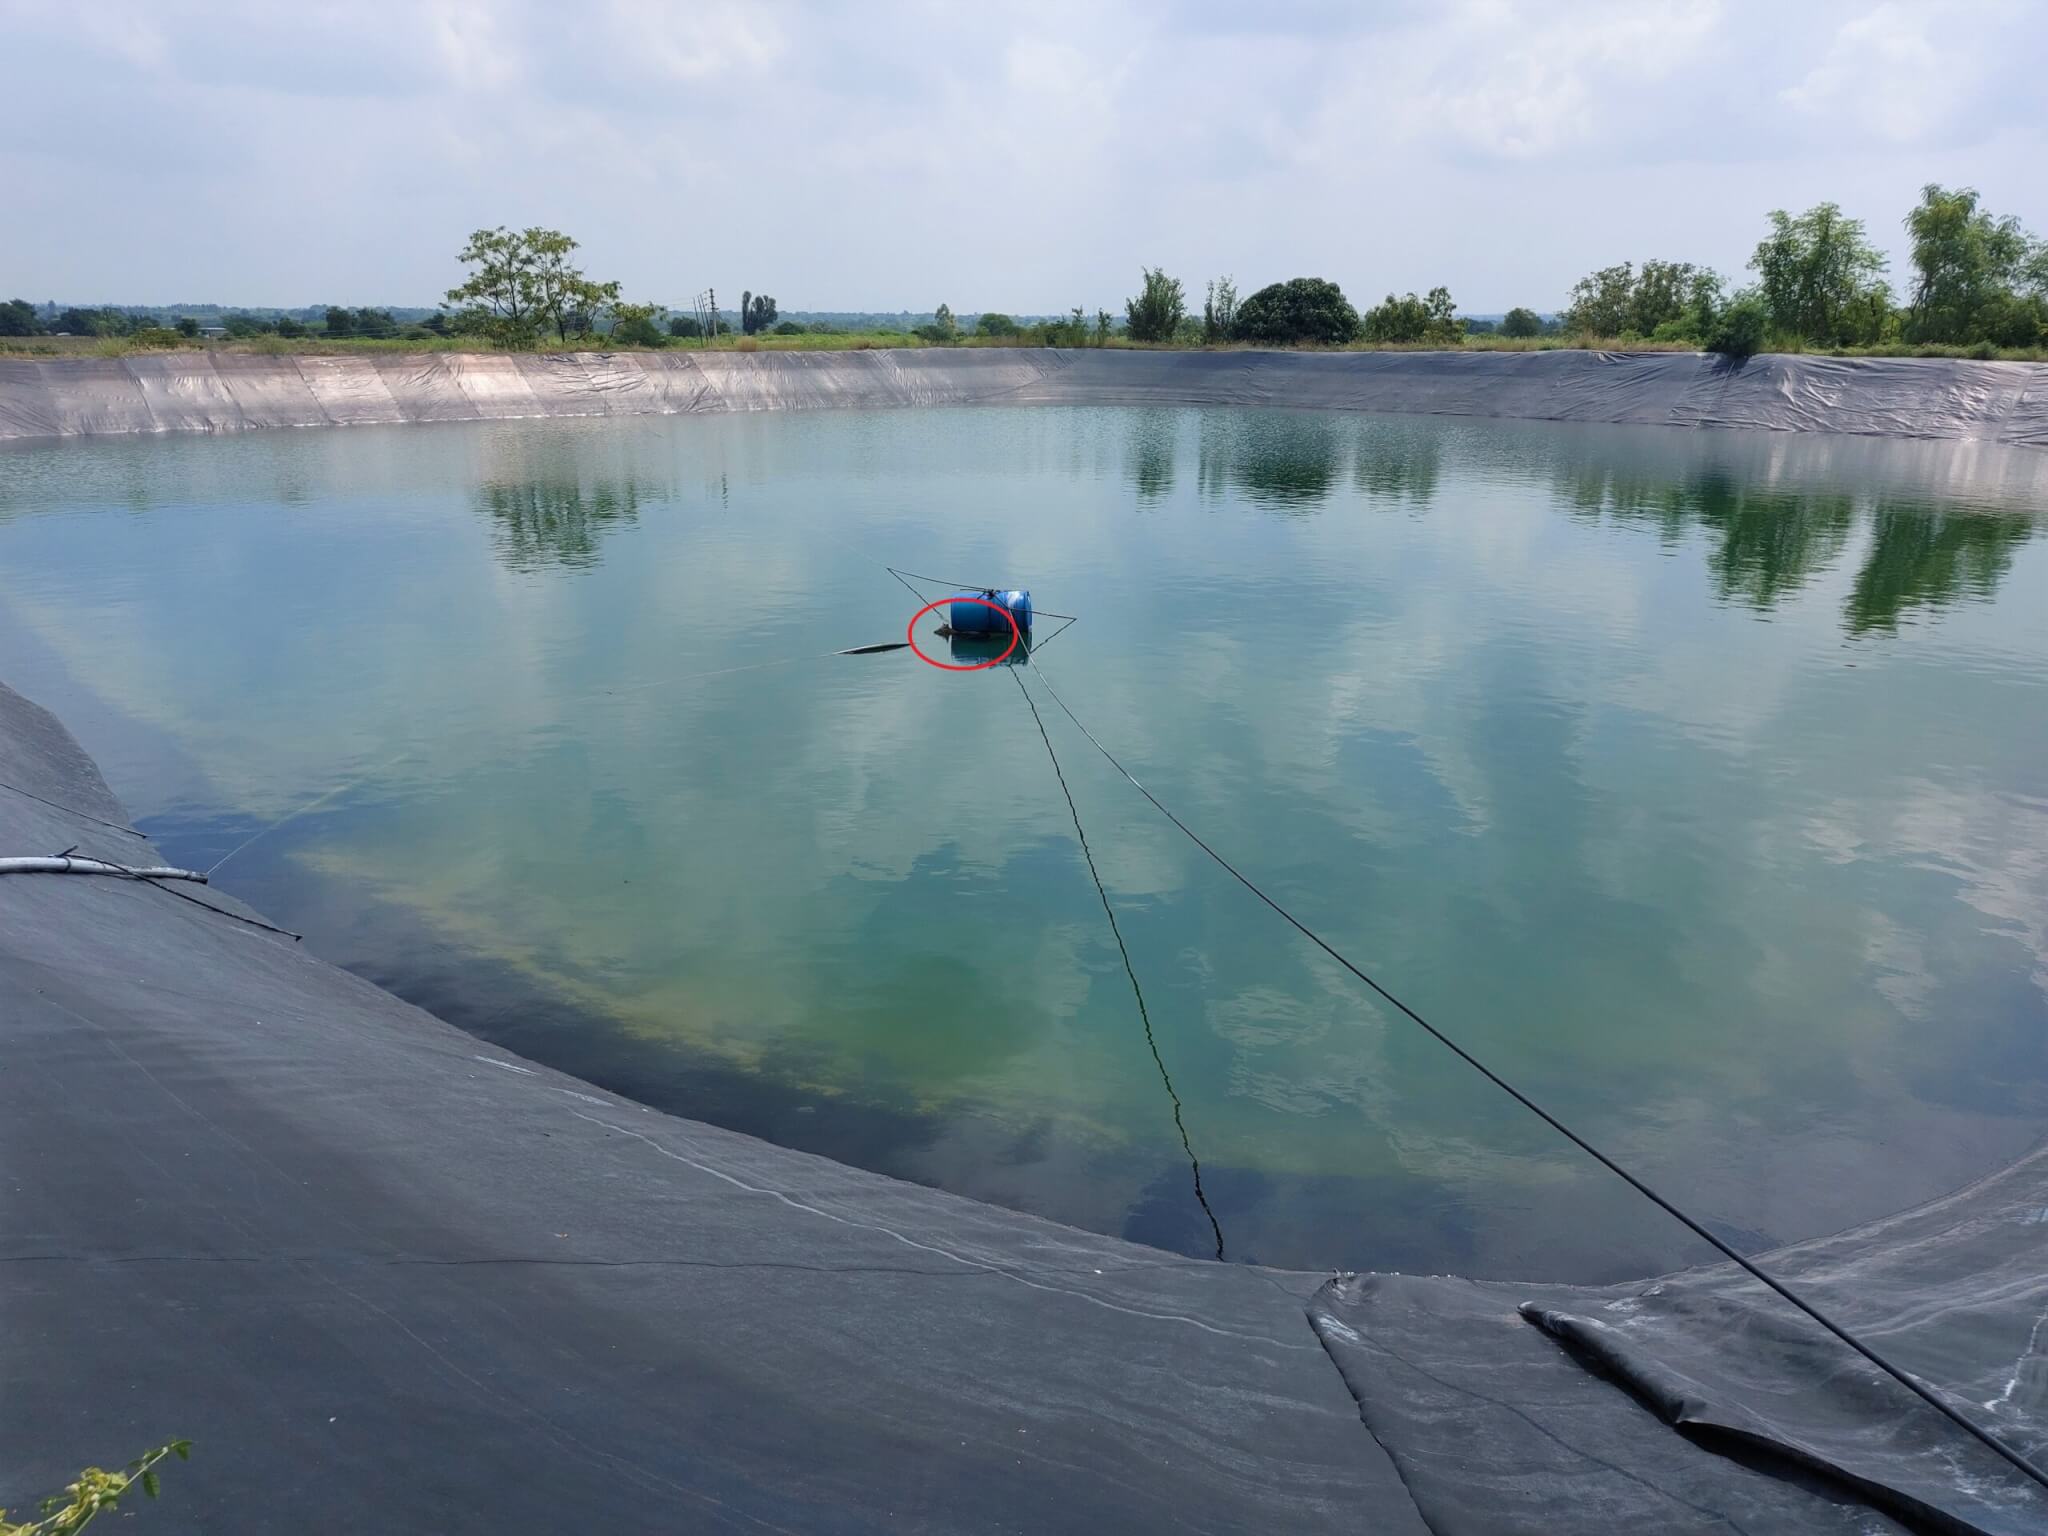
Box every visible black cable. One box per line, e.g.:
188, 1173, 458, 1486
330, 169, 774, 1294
1023, 661, 2048, 1497
1010, 668, 1225, 1262
0, 778, 149, 839
83, 850, 303, 942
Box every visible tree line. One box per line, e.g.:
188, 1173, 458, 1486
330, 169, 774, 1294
1556, 184, 2047, 356
9, 186, 2039, 358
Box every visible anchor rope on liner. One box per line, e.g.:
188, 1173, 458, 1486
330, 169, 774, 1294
1009, 667, 1225, 1262
0, 777, 150, 839
1019, 653, 2048, 1498
0, 845, 302, 940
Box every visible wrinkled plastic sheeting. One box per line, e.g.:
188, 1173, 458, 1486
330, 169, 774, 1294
3, 348, 2046, 447
1312, 1141, 2048, 1535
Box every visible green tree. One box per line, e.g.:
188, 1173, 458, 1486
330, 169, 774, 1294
445, 226, 540, 345
323, 306, 353, 337
1749, 203, 1889, 345
1563, 263, 1636, 336
173, 316, 200, 338
771, 319, 806, 335
1903, 184, 2041, 344
1233, 277, 1360, 345
609, 301, 666, 346
352, 307, 398, 338
737, 291, 779, 335
1704, 293, 1767, 358
1095, 308, 1112, 345
1361, 287, 1460, 345
52, 307, 125, 337
1202, 276, 1238, 343
1500, 306, 1542, 338
1630, 261, 1720, 337
668, 314, 703, 338
974, 312, 1018, 337
524, 230, 600, 343
0, 298, 40, 336
274, 314, 306, 339
1124, 267, 1186, 343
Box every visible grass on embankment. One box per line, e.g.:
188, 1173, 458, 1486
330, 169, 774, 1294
5, 333, 2044, 363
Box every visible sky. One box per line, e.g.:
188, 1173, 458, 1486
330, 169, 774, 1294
3, 0, 2045, 314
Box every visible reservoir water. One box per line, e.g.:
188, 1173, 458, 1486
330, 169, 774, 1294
3, 406, 2045, 1280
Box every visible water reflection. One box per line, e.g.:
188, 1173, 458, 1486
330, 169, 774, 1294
1556, 459, 2035, 627
1353, 421, 1443, 505
1198, 411, 1342, 509
480, 478, 646, 570
1124, 409, 1178, 504
1848, 502, 2038, 634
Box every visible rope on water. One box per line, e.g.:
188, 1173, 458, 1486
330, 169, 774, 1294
1010, 667, 1225, 1262
1022, 656, 2048, 1497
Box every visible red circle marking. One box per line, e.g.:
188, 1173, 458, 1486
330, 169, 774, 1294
906, 596, 1021, 671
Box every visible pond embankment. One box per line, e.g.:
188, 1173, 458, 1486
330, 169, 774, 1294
1, 346, 2043, 445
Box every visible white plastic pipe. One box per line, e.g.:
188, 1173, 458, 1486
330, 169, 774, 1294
0, 857, 207, 883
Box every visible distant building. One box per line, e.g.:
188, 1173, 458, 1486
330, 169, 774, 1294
199, 326, 228, 338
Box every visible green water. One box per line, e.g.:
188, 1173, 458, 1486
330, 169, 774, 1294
3, 408, 2045, 1280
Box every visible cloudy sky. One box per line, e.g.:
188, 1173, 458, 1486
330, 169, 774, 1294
4, 0, 2044, 313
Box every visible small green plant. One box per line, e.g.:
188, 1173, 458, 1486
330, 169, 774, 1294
2, 1443, 188, 1535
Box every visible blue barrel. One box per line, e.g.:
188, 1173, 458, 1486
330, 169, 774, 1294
949, 589, 1032, 637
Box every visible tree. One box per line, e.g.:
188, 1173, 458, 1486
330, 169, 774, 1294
0, 298, 40, 336
1705, 293, 1767, 358
1095, 308, 1112, 345
771, 319, 806, 335
323, 306, 353, 337
1233, 277, 1360, 345
739, 292, 778, 335
1903, 184, 2041, 344
1202, 277, 1238, 343
445, 225, 539, 345
173, 316, 200, 338
352, 308, 398, 338
1749, 203, 1889, 345
1500, 306, 1542, 338
528, 236, 607, 342
275, 315, 306, 339
975, 312, 1018, 337
1124, 267, 1185, 343
668, 315, 703, 338
1629, 261, 1720, 337
51, 307, 125, 337
609, 301, 666, 346
1360, 287, 1460, 345
1563, 263, 1636, 336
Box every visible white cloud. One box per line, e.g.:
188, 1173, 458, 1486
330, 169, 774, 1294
0, 0, 2042, 309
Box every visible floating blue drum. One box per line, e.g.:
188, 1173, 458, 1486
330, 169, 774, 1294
948, 589, 1032, 637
